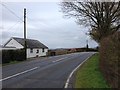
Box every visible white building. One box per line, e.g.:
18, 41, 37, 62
3, 37, 48, 58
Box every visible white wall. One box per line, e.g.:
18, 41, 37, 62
4, 38, 48, 58
5, 38, 23, 49
27, 48, 48, 58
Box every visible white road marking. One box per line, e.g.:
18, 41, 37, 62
64, 55, 93, 88
0, 67, 39, 81
52, 57, 68, 63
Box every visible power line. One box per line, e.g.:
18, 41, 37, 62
1, 3, 23, 22
4, 21, 23, 31
1, 3, 24, 31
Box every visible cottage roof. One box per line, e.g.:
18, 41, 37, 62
5, 37, 48, 49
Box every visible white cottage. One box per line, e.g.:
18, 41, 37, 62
3, 37, 48, 58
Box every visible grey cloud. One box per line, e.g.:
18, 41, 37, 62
1, 2, 98, 48
1, 31, 10, 44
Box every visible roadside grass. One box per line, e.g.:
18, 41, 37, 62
75, 53, 109, 88
2, 61, 22, 66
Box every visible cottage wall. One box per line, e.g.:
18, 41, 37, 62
4, 38, 48, 58
5, 39, 23, 49
27, 48, 48, 58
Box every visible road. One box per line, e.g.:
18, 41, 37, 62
2, 52, 95, 88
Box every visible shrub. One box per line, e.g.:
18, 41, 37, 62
100, 32, 120, 88
2, 49, 25, 64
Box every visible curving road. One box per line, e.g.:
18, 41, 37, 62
2, 52, 95, 88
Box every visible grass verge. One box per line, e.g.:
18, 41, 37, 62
2, 61, 22, 66
75, 53, 109, 88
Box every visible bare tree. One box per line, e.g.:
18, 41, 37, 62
60, 1, 120, 43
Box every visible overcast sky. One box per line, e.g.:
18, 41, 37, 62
0, 1, 98, 49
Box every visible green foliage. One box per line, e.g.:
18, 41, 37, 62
75, 54, 109, 88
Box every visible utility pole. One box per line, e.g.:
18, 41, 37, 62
85, 32, 89, 50
86, 40, 89, 49
24, 8, 27, 60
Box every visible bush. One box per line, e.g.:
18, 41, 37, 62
100, 32, 120, 88
86, 48, 98, 52
2, 49, 26, 64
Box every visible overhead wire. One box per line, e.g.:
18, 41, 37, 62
1, 2, 24, 31
1, 3, 23, 22
1, 3, 44, 31
4, 20, 23, 31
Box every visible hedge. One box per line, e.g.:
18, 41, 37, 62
100, 32, 120, 88
2, 49, 26, 64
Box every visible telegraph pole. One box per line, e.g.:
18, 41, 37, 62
86, 39, 89, 49
85, 32, 89, 50
24, 8, 27, 60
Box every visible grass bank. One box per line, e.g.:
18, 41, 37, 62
75, 54, 109, 88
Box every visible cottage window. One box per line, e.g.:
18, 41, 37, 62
36, 49, 39, 53
30, 48, 33, 53
42, 48, 44, 52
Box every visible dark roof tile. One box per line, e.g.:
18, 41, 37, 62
13, 37, 48, 48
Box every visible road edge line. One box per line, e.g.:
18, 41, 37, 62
64, 54, 94, 88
